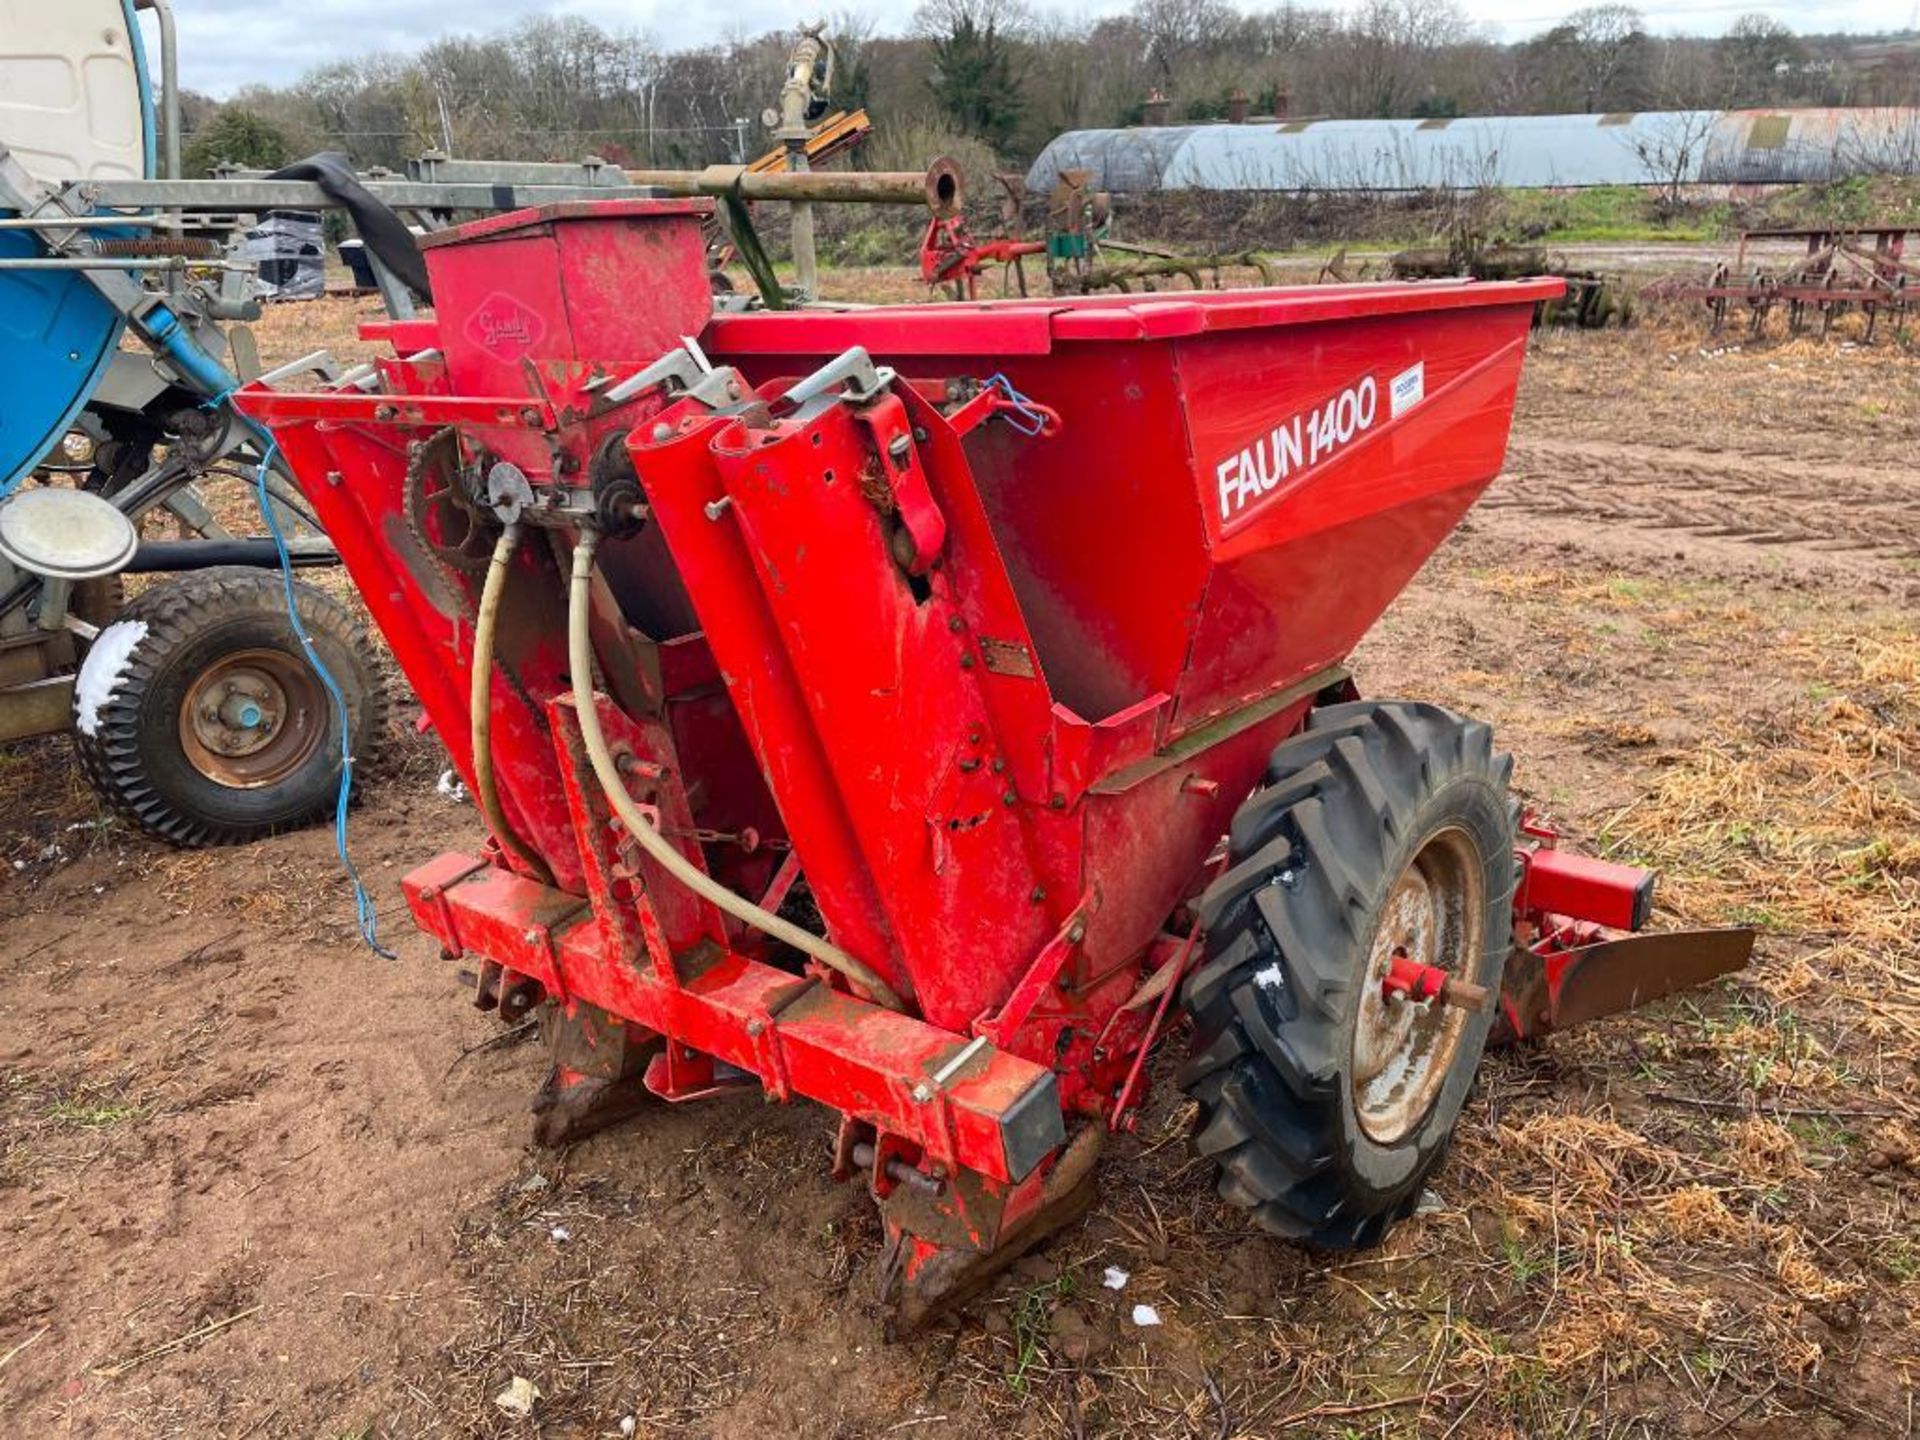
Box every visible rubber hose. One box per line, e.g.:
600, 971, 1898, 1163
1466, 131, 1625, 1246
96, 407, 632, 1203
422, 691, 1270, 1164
472, 523, 555, 885
566, 530, 907, 1013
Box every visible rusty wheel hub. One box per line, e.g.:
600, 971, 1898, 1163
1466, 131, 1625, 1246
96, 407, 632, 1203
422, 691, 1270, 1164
179, 649, 324, 789
1351, 826, 1485, 1144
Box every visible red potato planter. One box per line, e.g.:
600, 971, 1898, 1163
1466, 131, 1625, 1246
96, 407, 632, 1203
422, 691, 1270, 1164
234, 199, 1752, 1326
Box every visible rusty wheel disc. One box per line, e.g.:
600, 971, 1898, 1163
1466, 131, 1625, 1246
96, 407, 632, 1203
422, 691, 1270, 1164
1351, 826, 1485, 1145
178, 648, 326, 789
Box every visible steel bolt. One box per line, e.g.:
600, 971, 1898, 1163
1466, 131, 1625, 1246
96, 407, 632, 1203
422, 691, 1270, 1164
523, 928, 540, 944
887, 434, 911, 465
959, 653, 975, 670
1068, 922, 1085, 943
652, 422, 672, 442
991, 758, 1006, 774
1049, 794, 1066, 810
911, 1083, 933, 1103
1030, 885, 1046, 902
947, 615, 964, 633
1003, 791, 1017, 806
746, 1019, 765, 1037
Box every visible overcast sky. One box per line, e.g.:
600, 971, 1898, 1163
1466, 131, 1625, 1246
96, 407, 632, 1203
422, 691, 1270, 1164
164, 0, 1917, 98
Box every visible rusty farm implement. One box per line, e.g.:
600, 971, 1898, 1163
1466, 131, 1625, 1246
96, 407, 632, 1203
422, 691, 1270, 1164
1682, 224, 1916, 341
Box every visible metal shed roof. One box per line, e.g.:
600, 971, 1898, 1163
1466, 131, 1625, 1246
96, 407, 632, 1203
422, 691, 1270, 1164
1025, 108, 1920, 193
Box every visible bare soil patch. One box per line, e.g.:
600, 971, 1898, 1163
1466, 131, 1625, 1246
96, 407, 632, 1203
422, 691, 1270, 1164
2, 294, 1915, 1438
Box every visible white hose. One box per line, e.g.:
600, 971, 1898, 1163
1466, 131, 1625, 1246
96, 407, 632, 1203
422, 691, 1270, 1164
472, 522, 554, 885
566, 531, 907, 1013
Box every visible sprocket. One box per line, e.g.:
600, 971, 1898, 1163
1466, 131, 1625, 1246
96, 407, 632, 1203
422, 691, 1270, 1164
405, 428, 496, 573
401, 428, 548, 730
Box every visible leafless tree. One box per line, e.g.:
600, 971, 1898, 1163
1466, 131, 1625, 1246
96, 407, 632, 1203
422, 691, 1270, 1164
1320, 0, 1473, 118
1720, 14, 1801, 107
184, 0, 1916, 182
1132, 0, 1240, 91
1624, 107, 1717, 203
1562, 5, 1649, 112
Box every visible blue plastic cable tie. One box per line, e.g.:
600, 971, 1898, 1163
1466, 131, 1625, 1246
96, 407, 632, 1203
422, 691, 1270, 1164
252, 437, 394, 959
984, 373, 1047, 437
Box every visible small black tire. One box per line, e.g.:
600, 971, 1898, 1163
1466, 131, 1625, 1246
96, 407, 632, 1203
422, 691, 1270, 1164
1179, 701, 1517, 1249
71, 568, 388, 847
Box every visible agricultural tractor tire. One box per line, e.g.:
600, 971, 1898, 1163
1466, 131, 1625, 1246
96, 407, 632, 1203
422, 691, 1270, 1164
71, 568, 387, 848
1179, 701, 1518, 1249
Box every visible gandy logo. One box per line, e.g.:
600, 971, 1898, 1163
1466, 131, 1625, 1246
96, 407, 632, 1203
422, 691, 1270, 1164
464, 291, 547, 361
1215, 374, 1380, 526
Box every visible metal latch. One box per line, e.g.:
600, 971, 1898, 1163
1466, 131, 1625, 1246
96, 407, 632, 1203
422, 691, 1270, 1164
780, 345, 896, 415
599, 336, 740, 411
780, 349, 947, 573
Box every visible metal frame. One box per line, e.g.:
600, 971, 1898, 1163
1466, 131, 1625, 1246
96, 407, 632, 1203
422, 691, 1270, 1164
1683, 225, 1916, 341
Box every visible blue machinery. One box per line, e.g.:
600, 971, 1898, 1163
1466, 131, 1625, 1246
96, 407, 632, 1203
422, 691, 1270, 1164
0, 0, 653, 827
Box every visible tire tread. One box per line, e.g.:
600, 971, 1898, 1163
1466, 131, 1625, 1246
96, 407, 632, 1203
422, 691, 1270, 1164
1179, 700, 1517, 1250
72, 569, 388, 848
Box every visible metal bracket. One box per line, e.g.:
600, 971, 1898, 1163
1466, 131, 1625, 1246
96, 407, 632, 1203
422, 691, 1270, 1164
781, 345, 896, 415
601, 338, 740, 412
853, 390, 947, 573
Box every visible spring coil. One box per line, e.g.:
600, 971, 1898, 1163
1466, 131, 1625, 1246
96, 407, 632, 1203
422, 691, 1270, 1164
89, 235, 225, 260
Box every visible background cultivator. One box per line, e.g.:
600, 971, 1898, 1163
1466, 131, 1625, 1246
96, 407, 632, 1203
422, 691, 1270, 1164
920, 169, 1280, 300
1682, 223, 1916, 340
235, 196, 1752, 1328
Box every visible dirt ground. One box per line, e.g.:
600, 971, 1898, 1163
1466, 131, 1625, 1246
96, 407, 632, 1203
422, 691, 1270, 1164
2, 286, 1916, 1439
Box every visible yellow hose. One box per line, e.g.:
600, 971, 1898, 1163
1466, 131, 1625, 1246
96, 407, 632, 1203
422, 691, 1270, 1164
472, 523, 554, 885
565, 531, 906, 1012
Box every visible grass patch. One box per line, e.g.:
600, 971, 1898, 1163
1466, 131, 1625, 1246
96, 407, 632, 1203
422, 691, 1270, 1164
1498, 185, 1725, 245
1006, 1270, 1075, 1394
44, 1096, 148, 1129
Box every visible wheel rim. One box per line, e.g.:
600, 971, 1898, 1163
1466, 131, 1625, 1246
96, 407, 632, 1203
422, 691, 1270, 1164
1351, 825, 1486, 1144
178, 648, 325, 789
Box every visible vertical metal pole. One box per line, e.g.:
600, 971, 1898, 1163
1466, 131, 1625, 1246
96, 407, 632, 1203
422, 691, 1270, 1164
135, 0, 182, 180
366, 249, 416, 321
775, 26, 828, 302
135, 0, 185, 298
789, 150, 816, 300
